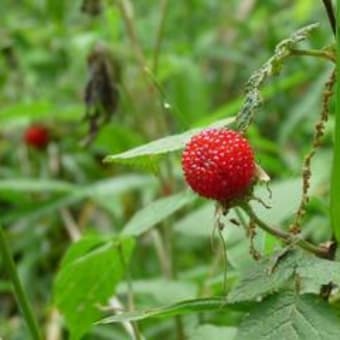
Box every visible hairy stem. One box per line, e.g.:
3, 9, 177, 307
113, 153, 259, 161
240, 203, 330, 258
289, 48, 335, 63
331, 5, 340, 240
0, 226, 42, 340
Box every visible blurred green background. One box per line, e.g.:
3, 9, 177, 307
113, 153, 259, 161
0, 0, 335, 339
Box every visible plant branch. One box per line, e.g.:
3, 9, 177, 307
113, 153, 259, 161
152, 0, 169, 74
240, 203, 330, 258
321, 0, 336, 36
331, 6, 340, 240
118, 245, 142, 340
0, 226, 42, 340
116, 0, 147, 69
289, 48, 335, 62
291, 69, 336, 233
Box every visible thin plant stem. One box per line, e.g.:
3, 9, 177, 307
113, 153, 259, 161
331, 4, 340, 240
118, 245, 142, 340
240, 203, 330, 258
0, 226, 42, 340
217, 228, 228, 294
321, 0, 336, 35
152, 0, 169, 74
115, 0, 147, 69
289, 48, 335, 63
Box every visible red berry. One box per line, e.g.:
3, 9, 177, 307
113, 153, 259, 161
24, 125, 49, 149
182, 128, 255, 204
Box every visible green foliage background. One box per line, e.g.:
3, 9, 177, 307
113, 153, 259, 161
0, 0, 337, 339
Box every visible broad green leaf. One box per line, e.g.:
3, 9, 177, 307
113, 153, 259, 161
227, 250, 299, 303
122, 191, 196, 236
103, 117, 234, 164
236, 291, 340, 340
97, 297, 228, 324
54, 236, 135, 340
228, 250, 340, 303
59, 235, 110, 268
189, 324, 237, 340
0, 178, 74, 193
296, 255, 340, 294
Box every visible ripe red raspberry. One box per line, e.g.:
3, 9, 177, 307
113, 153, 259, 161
24, 125, 49, 149
182, 128, 255, 204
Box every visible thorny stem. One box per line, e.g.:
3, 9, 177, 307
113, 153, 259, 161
0, 226, 42, 340
291, 69, 336, 233
321, 0, 336, 36
240, 203, 330, 258
289, 48, 335, 63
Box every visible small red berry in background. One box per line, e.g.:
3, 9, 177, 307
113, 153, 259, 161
182, 128, 255, 205
24, 125, 50, 150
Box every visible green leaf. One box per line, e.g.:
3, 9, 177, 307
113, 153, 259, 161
117, 278, 196, 305
122, 191, 196, 236
174, 202, 215, 237
236, 291, 340, 340
97, 297, 229, 324
0, 178, 74, 193
103, 117, 234, 164
189, 324, 237, 340
2, 175, 154, 224
54, 236, 135, 340
228, 250, 340, 303
296, 255, 340, 294
227, 251, 299, 303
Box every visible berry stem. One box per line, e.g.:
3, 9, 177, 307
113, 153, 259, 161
240, 203, 330, 258
0, 225, 42, 340
289, 48, 335, 63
